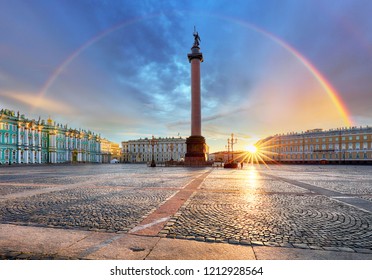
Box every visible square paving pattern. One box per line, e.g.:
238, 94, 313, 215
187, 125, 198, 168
0, 164, 372, 253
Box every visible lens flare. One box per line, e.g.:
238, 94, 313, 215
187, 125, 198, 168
245, 145, 258, 154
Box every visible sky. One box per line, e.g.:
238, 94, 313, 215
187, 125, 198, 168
0, 0, 371, 152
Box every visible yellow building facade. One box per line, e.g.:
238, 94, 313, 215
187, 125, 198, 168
257, 126, 372, 164
101, 139, 121, 163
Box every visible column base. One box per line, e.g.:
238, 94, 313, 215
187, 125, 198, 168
185, 136, 208, 166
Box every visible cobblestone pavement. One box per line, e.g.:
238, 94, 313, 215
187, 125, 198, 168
1, 164, 372, 259
162, 166, 372, 252
0, 165, 205, 233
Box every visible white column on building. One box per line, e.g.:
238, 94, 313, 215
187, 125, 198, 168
30, 128, 35, 163
97, 140, 101, 163
77, 137, 81, 162
65, 134, 69, 162
31, 128, 35, 147
49, 132, 56, 163
24, 126, 29, 164
17, 124, 22, 164
49, 134, 52, 163
38, 129, 42, 163
17, 148, 22, 164
17, 124, 22, 143
54, 134, 57, 163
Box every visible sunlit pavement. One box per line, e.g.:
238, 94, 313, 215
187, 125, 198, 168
0, 164, 371, 259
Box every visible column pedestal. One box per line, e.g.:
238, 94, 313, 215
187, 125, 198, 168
185, 136, 207, 166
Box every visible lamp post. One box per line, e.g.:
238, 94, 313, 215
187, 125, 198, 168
225, 144, 230, 162
149, 136, 158, 167
229, 133, 238, 162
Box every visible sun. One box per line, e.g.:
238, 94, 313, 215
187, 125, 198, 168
245, 144, 258, 154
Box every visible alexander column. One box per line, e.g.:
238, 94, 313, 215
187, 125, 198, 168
185, 28, 207, 166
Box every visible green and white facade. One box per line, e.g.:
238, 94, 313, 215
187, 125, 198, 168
0, 109, 102, 165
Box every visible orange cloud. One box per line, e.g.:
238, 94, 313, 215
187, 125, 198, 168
0, 91, 74, 115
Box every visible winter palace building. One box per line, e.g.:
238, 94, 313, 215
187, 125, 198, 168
0, 109, 103, 164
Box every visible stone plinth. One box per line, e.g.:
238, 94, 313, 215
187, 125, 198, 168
185, 136, 207, 166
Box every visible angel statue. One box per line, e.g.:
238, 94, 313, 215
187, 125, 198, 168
193, 26, 201, 47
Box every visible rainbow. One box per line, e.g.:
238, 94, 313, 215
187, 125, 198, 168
37, 12, 353, 126
216, 15, 353, 126
36, 15, 158, 101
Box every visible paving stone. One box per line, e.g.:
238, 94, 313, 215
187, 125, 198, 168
251, 241, 264, 246
239, 240, 251, 246
323, 247, 340, 252
353, 248, 372, 254
308, 245, 323, 250
292, 244, 310, 249
337, 247, 355, 253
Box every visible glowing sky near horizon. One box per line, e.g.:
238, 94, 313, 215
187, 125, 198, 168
0, 0, 371, 152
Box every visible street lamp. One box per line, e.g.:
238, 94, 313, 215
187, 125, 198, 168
225, 144, 230, 162
149, 135, 158, 167
229, 133, 238, 162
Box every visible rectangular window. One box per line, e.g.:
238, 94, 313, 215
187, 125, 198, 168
348, 143, 353, 150
356, 136, 360, 140
349, 136, 353, 140
329, 138, 333, 142
363, 135, 368, 140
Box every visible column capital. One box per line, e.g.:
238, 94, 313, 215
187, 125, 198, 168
188, 47, 203, 62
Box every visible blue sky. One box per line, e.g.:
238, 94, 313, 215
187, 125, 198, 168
0, 0, 371, 152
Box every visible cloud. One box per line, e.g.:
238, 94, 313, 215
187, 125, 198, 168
0, 91, 74, 115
